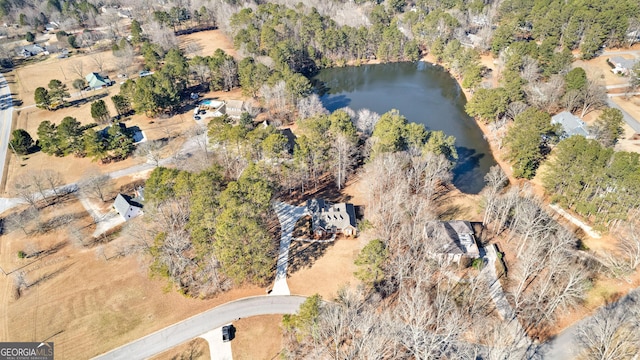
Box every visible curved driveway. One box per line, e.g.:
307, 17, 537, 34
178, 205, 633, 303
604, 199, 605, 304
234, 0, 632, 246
93, 295, 306, 360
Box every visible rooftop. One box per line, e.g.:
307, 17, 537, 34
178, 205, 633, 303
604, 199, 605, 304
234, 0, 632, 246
113, 194, 141, 216
425, 220, 479, 256
552, 111, 589, 138
307, 199, 356, 232
609, 56, 638, 70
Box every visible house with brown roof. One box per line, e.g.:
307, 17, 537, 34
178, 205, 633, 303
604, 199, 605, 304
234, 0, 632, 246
424, 220, 480, 264
307, 199, 357, 237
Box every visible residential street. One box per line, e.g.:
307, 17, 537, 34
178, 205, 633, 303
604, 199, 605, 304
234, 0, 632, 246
93, 295, 306, 360
0, 73, 14, 189
606, 98, 640, 132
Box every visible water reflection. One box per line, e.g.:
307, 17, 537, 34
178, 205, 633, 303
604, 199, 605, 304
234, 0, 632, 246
313, 62, 497, 194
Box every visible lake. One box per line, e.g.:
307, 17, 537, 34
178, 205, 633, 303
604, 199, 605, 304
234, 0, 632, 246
313, 61, 497, 194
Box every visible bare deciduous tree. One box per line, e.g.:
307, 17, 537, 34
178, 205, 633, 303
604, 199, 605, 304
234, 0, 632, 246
220, 59, 238, 91
80, 172, 113, 202
354, 108, 381, 136
612, 213, 640, 271
91, 53, 106, 74
42, 169, 63, 197
525, 75, 565, 113
297, 94, 328, 120
135, 139, 167, 166
260, 80, 288, 120
69, 61, 84, 80
114, 44, 134, 77
577, 290, 640, 360
12, 271, 28, 299
330, 133, 357, 190
482, 165, 508, 226
505, 101, 528, 121
580, 79, 607, 118
5, 207, 39, 235
146, 21, 178, 51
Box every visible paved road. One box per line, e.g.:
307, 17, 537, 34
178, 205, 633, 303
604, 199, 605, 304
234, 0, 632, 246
606, 98, 640, 133
609, 91, 640, 97
271, 202, 308, 296
93, 295, 306, 360
0, 73, 14, 189
601, 49, 640, 56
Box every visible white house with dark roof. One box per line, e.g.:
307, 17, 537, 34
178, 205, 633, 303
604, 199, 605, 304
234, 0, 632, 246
307, 199, 357, 237
113, 193, 143, 221
552, 111, 590, 139
424, 220, 480, 264
608, 56, 639, 76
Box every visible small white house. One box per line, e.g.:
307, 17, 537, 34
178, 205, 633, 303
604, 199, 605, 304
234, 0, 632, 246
113, 193, 142, 221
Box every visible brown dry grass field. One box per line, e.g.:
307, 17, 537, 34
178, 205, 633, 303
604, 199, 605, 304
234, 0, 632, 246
150, 338, 210, 360
179, 30, 238, 59
0, 29, 282, 359
0, 194, 264, 358
231, 315, 283, 360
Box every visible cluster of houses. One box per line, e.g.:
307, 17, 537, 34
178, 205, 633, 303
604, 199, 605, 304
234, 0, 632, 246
305, 198, 482, 265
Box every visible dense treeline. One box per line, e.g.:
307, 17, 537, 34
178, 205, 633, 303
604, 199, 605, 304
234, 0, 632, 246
492, 0, 640, 59
37, 117, 134, 162
145, 164, 276, 295
543, 136, 640, 226
230, 3, 419, 72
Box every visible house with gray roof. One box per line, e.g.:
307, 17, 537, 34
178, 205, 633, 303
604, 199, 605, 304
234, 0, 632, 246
424, 220, 480, 264
113, 193, 142, 221
608, 56, 639, 76
85, 72, 114, 90
307, 199, 357, 237
16, 44, 46, 57
224, 100, 245, 119
552, 111, 590, 138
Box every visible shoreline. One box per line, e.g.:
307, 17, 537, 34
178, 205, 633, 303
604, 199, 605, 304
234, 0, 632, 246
420, 54, 517, 182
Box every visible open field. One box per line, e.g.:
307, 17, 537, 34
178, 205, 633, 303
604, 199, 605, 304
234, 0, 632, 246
179, 30, 238, 59
13, 50, 137, 108
0, 29, 272, 359
0, 193, 264, 358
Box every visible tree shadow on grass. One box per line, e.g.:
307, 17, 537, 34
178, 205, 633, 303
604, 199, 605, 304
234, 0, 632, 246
28, 262, 74, 288
286, 240, 336, 275
278, 174, 353, 206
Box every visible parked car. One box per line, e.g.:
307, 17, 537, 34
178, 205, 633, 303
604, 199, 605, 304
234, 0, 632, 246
222, 325, 232, 342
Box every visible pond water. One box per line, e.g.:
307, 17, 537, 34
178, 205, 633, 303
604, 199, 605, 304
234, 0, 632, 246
313, 61, 497, 194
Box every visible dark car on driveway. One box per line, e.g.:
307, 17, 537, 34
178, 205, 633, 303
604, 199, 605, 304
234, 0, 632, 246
222, 325, 232, 342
